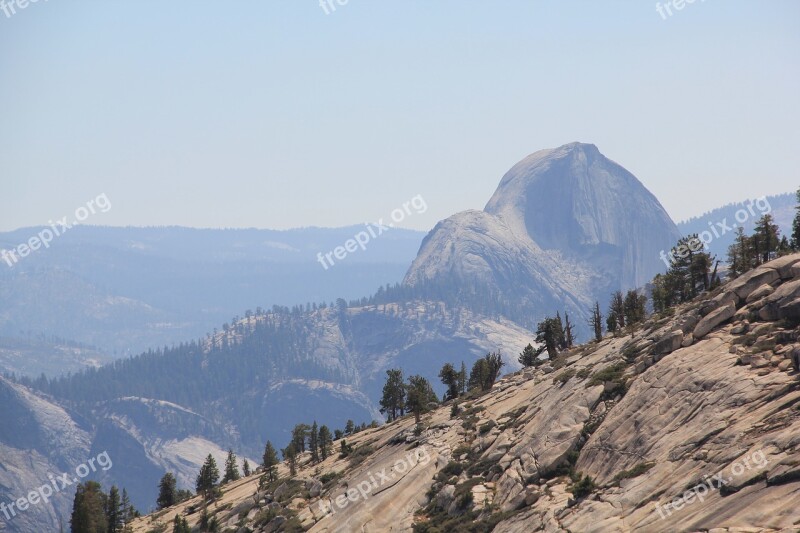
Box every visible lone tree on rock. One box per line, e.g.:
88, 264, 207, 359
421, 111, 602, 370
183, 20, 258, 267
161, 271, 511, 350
379, 369, 406, 421
156, 472, 177, 510
405, 375, 438, 424
195, 454, 220, 500
222, 449, 240, 484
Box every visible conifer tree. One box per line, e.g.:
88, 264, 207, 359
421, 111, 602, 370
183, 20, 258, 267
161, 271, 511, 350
344, 420, 355, 436
291, 424, 309, 453
564, 312, 574, 348
106, 486, 123, 533
195, 454, 220, 499
262, 441, 279, 482
518, 343, 538, 367
120, 488, 136, 525
70, 481, 108, 533
754, 214, 780, 264
727, 227, 752, 278
609, 291, 625, 329
792, 187, 800, 250
405, 375, 438, 423
438, 363, 460, 401
282, 443, 298, 476
172, 515, 191, 533
318, 425, 333, 460
242, 458, 251, 477
623, 290, 647, 327
223, 449, 240, 483
458, 361, 467, 395
379, 369, 406, 421
310, 421, 320, 463
590, 302, 603, 342
157, 473, 177, 510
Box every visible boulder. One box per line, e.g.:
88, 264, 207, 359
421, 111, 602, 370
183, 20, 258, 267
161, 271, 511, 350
700, 291, 738, 316
693, 302, 736, 339
746, 284, 775, 304
652, 329, 683, 356
727, 267, 780, 300
758, 279, 800, 320
524, 487, 541, 506
763, 253, 800, 279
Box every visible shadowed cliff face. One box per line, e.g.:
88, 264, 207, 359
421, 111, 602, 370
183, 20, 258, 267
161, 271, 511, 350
486, 142, 680, 289
405, 143, 682, 333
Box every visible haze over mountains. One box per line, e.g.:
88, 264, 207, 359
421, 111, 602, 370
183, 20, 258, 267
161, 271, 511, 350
0, 143, 793, 532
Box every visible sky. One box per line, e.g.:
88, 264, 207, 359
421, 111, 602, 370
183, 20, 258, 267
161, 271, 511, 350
1, 1, 798, 233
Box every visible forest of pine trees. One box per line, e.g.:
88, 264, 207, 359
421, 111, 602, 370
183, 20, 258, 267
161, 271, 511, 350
70, 482, 138, 533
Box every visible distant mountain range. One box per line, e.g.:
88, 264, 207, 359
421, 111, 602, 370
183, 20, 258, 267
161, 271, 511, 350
676, 192, 794, 260
0, 226, 425, 376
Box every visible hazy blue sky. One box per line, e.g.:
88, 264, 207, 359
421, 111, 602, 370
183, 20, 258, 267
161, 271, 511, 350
1, 1, 798, 232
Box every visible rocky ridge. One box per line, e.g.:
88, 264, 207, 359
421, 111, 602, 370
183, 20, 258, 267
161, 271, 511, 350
131, 254, 800, 533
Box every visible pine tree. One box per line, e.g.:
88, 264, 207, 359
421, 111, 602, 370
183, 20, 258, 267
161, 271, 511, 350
518, 343, 538, 367
405, 375, 438, 423
555, 312, 567, 350
458, 361, 467, 395
727, 227, 751, 278
157, 473, 177, 510
792, 187, 800, 250
291, 424, 309, 453
195, 454, 220, 499
310, 421, 320, 463
609, 291, 625, 329
534, 317, 562, 358
120, 488, 135, 525
282, 443, 298, 477
106, 486, 123, 533
242, 458, 251, 477
623, 290, 647, 327
262, 441, 279, 482
223, 449, 240, 483
754, 214, 780, 264
606, 311, 618, 333
468, 352, 505, 392
70, 481, 108, 533
379, 369, 406, 421
318, 425, 333, 460
564, 312, 574, 348
590, 302, 603, 342
172, 515, 191, 533
438, 363, 460, 401
344, 420, 355, 436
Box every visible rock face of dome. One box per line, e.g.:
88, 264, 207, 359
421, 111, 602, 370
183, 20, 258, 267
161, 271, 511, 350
405, 142, 682, 331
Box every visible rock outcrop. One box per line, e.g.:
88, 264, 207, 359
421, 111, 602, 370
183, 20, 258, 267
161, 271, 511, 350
404, 143, 682, 335
130, 254, 800, 533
